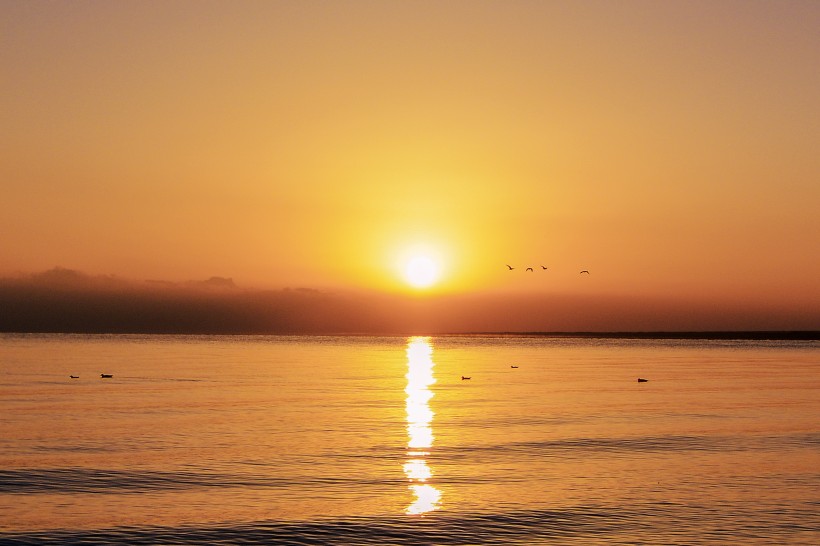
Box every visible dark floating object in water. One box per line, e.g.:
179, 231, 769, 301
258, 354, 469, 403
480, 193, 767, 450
637, 378, 648, 382
69, 375, 79, 379
461, 376, 471, 380
511, 365, 519, 368
100, 373, 113, 378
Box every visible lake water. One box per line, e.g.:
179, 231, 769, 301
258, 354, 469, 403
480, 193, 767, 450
0, 333, 818, 544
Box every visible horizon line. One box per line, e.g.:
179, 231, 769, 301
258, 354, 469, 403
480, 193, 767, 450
1, 330, 817, 340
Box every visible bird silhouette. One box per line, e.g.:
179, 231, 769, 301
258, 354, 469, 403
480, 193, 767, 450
100, 373, 113, 378
580, 270, 590, 274
506, 264, 514, 270
526, 267, 533, 272
541, 266, 548, 270
461, 376, 471, 380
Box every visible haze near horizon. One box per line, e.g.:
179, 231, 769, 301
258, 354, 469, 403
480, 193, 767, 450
2, 1, 818, 332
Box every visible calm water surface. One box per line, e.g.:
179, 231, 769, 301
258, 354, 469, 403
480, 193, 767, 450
0, 334, 818, 544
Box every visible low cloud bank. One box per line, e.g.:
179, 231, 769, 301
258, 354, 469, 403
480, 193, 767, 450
0, 268, 399, 334
0, 268, 817, 334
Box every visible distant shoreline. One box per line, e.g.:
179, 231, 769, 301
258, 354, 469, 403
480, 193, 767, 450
1, 330, 818, 340
457, 331, 820, 341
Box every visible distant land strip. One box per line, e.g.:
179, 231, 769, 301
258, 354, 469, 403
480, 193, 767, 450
2, 269, 817, 336
464, 331, 820, 341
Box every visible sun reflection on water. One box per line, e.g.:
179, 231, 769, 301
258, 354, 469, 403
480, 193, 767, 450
404, 337, 441, 515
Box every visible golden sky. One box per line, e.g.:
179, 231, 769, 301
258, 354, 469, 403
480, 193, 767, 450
1, 1, 818, 331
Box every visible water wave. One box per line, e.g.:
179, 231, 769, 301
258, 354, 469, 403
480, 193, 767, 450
0, 468, 405, 495
443, 431, 820, 459
2, 503, 818, 545
0, 507, 634, 545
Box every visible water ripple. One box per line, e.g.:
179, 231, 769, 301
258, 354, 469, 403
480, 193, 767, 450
0, 507, 623, 545
0, 468, 406, 495
471, 431, 820, 457
1, 503, 818, 545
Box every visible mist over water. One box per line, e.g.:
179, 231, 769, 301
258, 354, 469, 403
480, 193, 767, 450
1, 334, 818, 544
3, 268, 818, 333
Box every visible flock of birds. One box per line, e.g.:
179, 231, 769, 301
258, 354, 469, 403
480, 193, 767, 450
506, 264, 590, 274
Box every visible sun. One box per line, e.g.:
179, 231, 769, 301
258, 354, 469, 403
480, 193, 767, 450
391, 241, 447, 291
403, 255, 440, 289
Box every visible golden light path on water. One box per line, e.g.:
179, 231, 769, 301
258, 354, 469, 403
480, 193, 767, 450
403, 337, 441, 515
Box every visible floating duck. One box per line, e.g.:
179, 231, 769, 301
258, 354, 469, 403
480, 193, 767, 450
100, 374, 113, 378
637, 378, 648, 383
461, 376, 471, 380
510, 365, 519, 368
69, 375, 79, 379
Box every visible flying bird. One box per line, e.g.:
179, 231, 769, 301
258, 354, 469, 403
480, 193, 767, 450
461, 376, 471, 380
506, 264, 514, 270
541, 266, 548, 270
580, 270, 590, 274
526, 267, 534, 272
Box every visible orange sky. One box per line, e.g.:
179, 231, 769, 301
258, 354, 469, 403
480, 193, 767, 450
1, 1, 818, 332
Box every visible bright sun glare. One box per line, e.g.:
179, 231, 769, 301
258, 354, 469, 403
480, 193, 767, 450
404, 255, 439, 288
